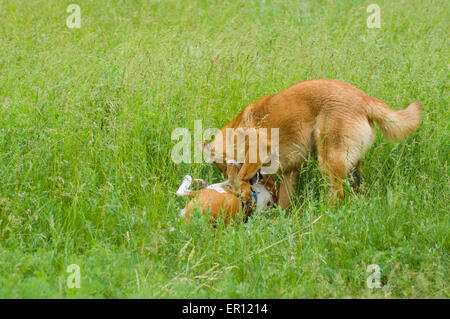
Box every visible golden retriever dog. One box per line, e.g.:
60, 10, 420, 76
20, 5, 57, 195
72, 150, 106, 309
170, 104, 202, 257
202, 79, 422, 209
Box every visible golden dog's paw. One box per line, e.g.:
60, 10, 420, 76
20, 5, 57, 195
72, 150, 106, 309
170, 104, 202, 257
239, 182, 252, 202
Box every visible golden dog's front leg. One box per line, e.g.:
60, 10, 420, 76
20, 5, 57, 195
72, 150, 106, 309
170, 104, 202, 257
226, 163, 240, 190
237, 161, 263, 202
225, 163, 251, 204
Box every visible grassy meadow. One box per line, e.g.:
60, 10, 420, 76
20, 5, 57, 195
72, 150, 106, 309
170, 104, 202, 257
0, 0, 448, 298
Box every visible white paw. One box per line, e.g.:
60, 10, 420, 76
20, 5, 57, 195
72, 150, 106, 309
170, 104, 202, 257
182, 175, 193, 183
176, 175, 193, 196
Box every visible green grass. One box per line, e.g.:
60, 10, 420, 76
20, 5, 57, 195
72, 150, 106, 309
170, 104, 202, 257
0, 0, 448, 298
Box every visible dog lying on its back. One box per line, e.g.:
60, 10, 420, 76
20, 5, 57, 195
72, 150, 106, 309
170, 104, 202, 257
176, 172, 278, 225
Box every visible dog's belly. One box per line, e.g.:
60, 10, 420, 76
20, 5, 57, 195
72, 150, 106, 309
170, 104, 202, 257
276, 121, 316, 172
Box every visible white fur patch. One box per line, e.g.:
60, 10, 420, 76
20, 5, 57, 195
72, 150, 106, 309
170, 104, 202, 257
251, 183, 273, 211
206, 181, 229, 194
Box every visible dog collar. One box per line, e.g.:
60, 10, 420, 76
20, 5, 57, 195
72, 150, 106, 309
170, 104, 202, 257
252, 190, 258, 203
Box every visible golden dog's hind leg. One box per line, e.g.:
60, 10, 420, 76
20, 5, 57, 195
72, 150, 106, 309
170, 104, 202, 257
320, 154, 347, 199
316, 120, 346, 199
316, 126, 348, 200
315, 114, 373, 200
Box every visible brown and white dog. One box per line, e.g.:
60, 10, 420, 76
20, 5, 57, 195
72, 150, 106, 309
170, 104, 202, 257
176, 172, 278, 225
203, 79, 422, 209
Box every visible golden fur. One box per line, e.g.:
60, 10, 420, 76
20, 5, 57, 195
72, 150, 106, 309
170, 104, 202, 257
204, 79, 422, 208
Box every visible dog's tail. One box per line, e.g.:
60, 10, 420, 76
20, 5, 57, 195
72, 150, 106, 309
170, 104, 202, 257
365, 99, 422, 141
